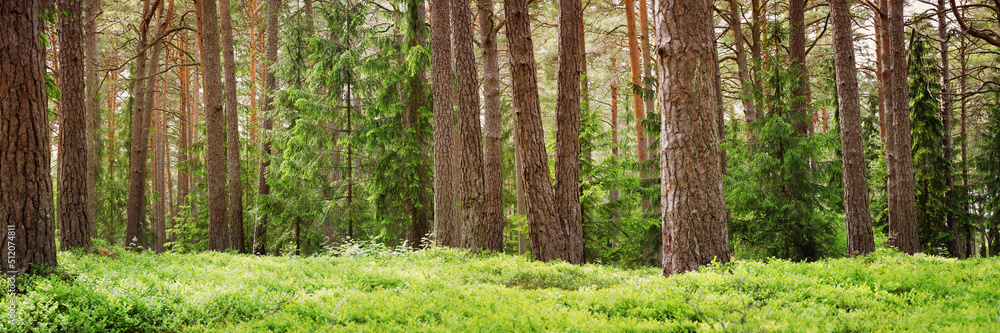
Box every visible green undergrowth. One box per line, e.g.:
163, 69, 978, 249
2, 245, 999, 332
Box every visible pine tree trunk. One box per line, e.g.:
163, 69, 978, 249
404, 0, 431, 249
84, 0, 100, 241
750, 0, 764, 120
430, 0, 460, 247
938, 0, 962, 259
254, 0, 279, 255
126, 0, 158, 249
479, 0, 505, 252
873, 11, 887, 139
624, 0, 645, 165
453, 0, 488, 251
1, 0, 58, 274
885, 0, 921, 254
789, 0, 810, 135
57, 0, 93, 250
153, 92, 166, 252
727, 0, 756, 126
556, 0, 584, 263
656, 0, 731, 276
504, 0, 568, 261
177, 36, 190, 227
220, 0, 245, 253
832, 0, 875, 256
199, 0, 229, 251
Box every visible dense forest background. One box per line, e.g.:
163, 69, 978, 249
3, 0, 1000, 275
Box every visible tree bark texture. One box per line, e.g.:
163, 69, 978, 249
453, 0, 488, 251
221, 0, 245, 253
126, 0, 158, 249
831, 0, 875, 256
479, 0, 505, 252
885, 0, 921, 254
84, 0, 100, 241
431, 0, 460, 247
199, 0, 229, 251
556, 0, 584, 264
624, 0, 645, 163
789, 0, 810, 134
254, 0, 280, 255
57, 0, 93, 250
1, 0, 58, 273
655, 0, 731, 276
153, 92, 166, 252
504, 0, 568, 261
727, 0, 756, 125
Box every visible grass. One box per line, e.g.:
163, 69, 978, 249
2, 244, 999, 332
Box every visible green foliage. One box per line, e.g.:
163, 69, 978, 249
908, 34, 954, 255
4, 248, 1000, 332
725, 27, 843, 261
975, 90, 1000, 256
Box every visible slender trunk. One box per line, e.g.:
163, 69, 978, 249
556, 0, 584, 263
832, 0, 875, 255
610, 78, 620, 224
126, 0, 159, 249
1, 0, 58, 273
58, 0, 93, 250
431, 0, 459, 247
885, 0, 921, 254
657, 0, 730, 276
514, 112, 527, 255
254, 0, 280, 255
789, 0, 810, 135
873, 6, 887, 139
177, 36, 189, 222
153, 91, 166, 252
727, 0, 756, 126
404, 0, 431, 248
84, 0, 101, 241
479, 0, 505, 252
937, 0, 961, 258
750, 0, 763, 119
504, 0, 567, 261
624, 0, 645, 163
221, 0, 245, 253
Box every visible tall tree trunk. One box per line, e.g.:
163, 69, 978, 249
504, 0, 567, 261
789, 0, 810, 135
885, 0, 921, 254
479, 0, 505, 252
938, 0, 962, 258
727, 0, 756, 126
556, 0, 584, 263
1, 0, 58, 274
656, 0, 731, 276
639, 0, 654, 172
431, 0, 459, 247
610, 78, 620, 224
84, 0, 100, 241
220, 0, 245, 253
832, 0, 875, 256
153, 90, 166, 252
750, 0, 764, 120
873, 10, 887, 139
254, 0, 279, 255
960, 31, 973, 256
453, 0, 488, 251
126, 0, 159, 249
58, 0, 93, 250
200, 0, 229, 251
624, 0, 645, 163
177, 36, 190, 226
404, 0, 431, 248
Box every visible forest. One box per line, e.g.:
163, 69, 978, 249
2, 0, 1000, 331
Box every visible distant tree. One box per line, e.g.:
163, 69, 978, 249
255, 0, 280, 255
656, 0, 731, 275
1, 0, 58, 273
788, 0, 810, 135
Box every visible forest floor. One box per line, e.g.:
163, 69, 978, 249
2, 244, 999, 332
